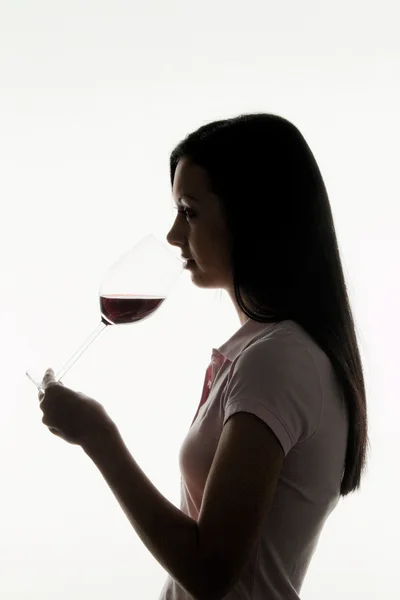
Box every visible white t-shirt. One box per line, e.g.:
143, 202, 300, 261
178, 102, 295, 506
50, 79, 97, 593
159, 319, 348, 599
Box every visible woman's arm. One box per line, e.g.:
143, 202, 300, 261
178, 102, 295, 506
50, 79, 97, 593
82, 426, 206, 600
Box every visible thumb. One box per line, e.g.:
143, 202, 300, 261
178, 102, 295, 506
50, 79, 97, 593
42, 368, 56, 385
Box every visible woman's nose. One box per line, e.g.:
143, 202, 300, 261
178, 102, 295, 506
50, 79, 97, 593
166, 218, 186, 248
166, 228, 182, 249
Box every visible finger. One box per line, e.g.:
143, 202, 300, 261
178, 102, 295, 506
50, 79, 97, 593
48, 427, 61, 436
42, 368, 55, 384
42, 370, 64, 390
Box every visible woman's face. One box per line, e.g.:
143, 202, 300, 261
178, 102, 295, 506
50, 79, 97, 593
166, 157, 232, 291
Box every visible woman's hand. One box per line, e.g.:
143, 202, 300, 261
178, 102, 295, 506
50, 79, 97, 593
38, 368, 116, 447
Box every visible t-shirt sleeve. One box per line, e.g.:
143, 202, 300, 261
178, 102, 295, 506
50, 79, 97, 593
222, 338, 322, 456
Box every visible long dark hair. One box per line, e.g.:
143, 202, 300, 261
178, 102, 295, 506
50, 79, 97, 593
169, 113, 369, 496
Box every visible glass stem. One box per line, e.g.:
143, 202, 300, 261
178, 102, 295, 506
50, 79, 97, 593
55, 321, 108, 383
27, 321, 108, 393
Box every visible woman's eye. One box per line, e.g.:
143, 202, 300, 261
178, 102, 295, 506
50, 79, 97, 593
173, 207, 196, 220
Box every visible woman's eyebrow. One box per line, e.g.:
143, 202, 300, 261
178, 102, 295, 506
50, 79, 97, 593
174, 194, 200, 205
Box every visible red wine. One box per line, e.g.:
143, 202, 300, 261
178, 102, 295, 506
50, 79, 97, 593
100, 294, 165, 325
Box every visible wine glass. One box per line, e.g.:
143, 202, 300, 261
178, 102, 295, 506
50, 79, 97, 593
26, 234, 186, 394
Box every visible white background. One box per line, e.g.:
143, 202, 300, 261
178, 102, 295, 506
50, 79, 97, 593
1, 1, 399, 598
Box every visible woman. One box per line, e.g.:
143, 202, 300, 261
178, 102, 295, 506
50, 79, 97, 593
160, 112, 369, 599
39, 112, 369, 600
